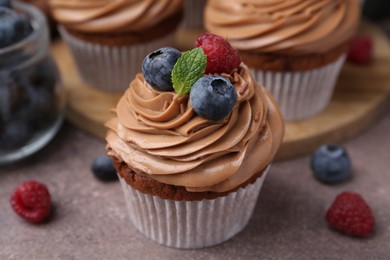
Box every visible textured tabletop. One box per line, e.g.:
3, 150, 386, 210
1, 110, 390, 259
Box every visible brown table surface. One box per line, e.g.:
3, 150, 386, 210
1, 108, 390, 259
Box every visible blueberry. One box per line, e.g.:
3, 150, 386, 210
10, 59, 59, 130
190, 75, 237, 121
142, 47, 181, 91
0, 0, 11, 8
8, 76, 29, 114
0, 119, 32, 150
0, 7, 33, 48
91, 155, 118, 182
27, 88, 57, 130
0, 71, 12, 121
310, 144, 351, 184
0, 71, 30, 120
30, 58, 58, 92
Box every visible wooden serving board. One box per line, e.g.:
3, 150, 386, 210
51, 22, 390, 160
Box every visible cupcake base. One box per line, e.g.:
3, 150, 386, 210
59, 27, 175, 92
118, 166, 270, 249
251, 55, 346, 121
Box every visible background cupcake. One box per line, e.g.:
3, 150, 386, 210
205, 0, 361, 121
49, 0, 183, 92
106, 34, 284, 248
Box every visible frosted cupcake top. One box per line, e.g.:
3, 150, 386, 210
205, 0, 360, 55
49, 0, 183, 33
106, 33, 284, 193
106, 66, 283, 192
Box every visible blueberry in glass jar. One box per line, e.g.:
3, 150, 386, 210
0, 0, 11, 8
0, 6, 33, 48
0, 2, 65, 165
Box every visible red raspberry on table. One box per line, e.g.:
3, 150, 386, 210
347, 36, 373, 65
10, 180, 52, 223
195, 32, 241, 74
326, 191, 375, 238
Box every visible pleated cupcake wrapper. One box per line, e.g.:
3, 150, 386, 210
181, 0, 206, 29
118, 166, 270, 249
251, 54, 346, 121
59, 26, 175, 92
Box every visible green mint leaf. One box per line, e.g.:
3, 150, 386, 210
171, 47, 207, 95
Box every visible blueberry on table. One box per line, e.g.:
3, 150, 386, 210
91, 155, 118, 182
0, 7, 33, 48
310, 144, 351, 184
142, 47, 181, 91
190, 75, 237, 121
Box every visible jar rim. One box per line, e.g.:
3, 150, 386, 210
0, 1, 47, 55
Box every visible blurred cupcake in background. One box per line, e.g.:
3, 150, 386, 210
205, 0, 361, 121
49, 0, 183, 92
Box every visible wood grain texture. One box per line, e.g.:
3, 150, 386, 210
51, 22, 390, 160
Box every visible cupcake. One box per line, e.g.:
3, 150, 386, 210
204, 0, 361, 121
106, 33, 284, 248
49, 0, 183, 92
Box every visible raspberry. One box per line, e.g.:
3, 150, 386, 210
10, 180, 52, 223
195, 32, 241, 74
347, 36, 373, 65
326, 191, 375, 238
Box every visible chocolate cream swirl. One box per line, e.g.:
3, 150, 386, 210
205, 0, 360, 55
106, 64, 284, 193
49, 0, 183, 33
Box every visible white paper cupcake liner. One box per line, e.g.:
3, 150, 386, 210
59, 27, 175, 92
118, 166, 270, 249
251, 55, 346, 121
181, 0, 206, 29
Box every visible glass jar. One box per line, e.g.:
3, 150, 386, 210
0, 2, 65, 165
